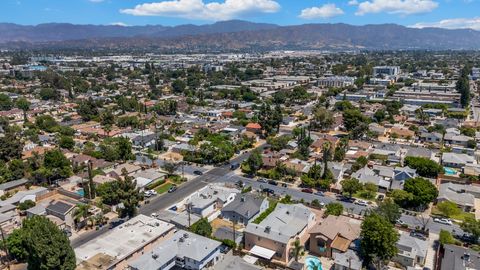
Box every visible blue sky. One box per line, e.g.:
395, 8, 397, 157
2, 0, 480, 30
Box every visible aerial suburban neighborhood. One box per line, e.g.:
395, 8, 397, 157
1, 1, 480, 270
0, 49, 478, 270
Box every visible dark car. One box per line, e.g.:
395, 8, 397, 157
235, 180, 245, 188
258, 178, 268, 183
268, 180, 278, 186
262, 188, 275, 195
339, 196, 355, 203
193, 170, 203, 175
410, 231, 427, 241
301, 188, 314, 194
168, 185, 177, 193
230, 163, 240, 170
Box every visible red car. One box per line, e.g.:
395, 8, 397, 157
301, 188, 314, 194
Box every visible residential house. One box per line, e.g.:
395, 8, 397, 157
442, 152, 476, 168
351, 166, 390, 192
419, 132, 443, 144
393, 231, 428, 268
0, 178, 29, 196
391, 166, 417, 190
244, 203, 317, 263
221, 193, 269, 225
188, 184, 239, 219
246, 123, 262, 134
309, 215, 361, 258
437, 183, 478, 212
444, 133, 474, 148
439, 244, 480, 270
45, 200, 76, 230
132, 168, 166, 190
333, 249, 363, 270
128, 230, 221, 270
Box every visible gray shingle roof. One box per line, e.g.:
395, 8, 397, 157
221, 194, 266, 219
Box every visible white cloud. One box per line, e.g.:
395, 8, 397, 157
410, 17, 480, 30
299, 3, 344, 19
120, 0, 281, 21
356, 0, 438, 15
348, 0, 359, 5
110, 22, 129, 26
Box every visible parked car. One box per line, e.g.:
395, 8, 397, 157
314, 191, 324, 196
150, 189, 157, 195
168, 185, 177, 193
230, 163, 240, 170
151, 212, 159, 218
258, 178, 268, 183
268, 180, 278, 186
144, 190, 154, 198
281, 183, 288, 188
396, 219, 406, 226
262, 188, 275, 195
354, 200, 368, 206
301, 188, 314, 194
193, 170, 203, 175
433, 217, 452, 225
338, 196, 356, 203
169, 206, 178, 211
235, 180, 245, 188
410, 231, 427, 241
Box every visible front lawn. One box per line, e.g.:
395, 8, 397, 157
155, 182, 174, 194
431, 206, 475, 222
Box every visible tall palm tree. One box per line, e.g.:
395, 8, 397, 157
290, 238, 304, 262
322, 141, 332, 179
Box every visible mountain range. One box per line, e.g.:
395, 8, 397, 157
1, 20, 480, 51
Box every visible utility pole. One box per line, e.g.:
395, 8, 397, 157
187, 203, 192, 228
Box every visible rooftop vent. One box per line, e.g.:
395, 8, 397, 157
152, 254, 158, 259
265, 226, 271, 233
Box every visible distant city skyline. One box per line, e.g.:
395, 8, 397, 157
2, 0, 480, 30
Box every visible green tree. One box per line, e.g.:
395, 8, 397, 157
341, 178, 363, 198
437, 201, 461, 217
439, 229, 457, 245
0, 93, 13, 111
325, 202, 344, 216
404, 156, 443, 178
390, 189, 414, 208
360, 213, 399, 269
404, 177, 438, 208
343, 109, 369, 131
245, 149, 263, 176
171, 79, 186, 93
161, 162, 178, 176
59, 135, 75, 150
461, 217, 480, 243
118, 173, 141, 218
6, 216, 76, 270
290, 238, 304, 262
311, 106, 334, 131
16, 97, 31, 122
0, 133, 23, 162
190, 218, 212, 237
351, 156, 368, 172
375, 199, 401, 224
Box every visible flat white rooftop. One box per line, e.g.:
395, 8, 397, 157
75, 214, 174, 264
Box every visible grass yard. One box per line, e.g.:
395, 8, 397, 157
431, 206, 475, 222
155, 182, 174, 194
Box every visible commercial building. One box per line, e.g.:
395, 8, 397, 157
75, 215, 175, 270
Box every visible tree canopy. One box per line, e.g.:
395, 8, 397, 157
6, 216, 76, 270
404, 156, 443, 178
360, 213, 399, 268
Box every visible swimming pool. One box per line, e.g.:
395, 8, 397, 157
305, 256, 322, 270
77, 188, 85, 197
444, 167, 457, 175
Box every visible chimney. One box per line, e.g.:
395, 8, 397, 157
264, 226, 271, 233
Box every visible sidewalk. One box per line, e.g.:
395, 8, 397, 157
424, 232, 438, 270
